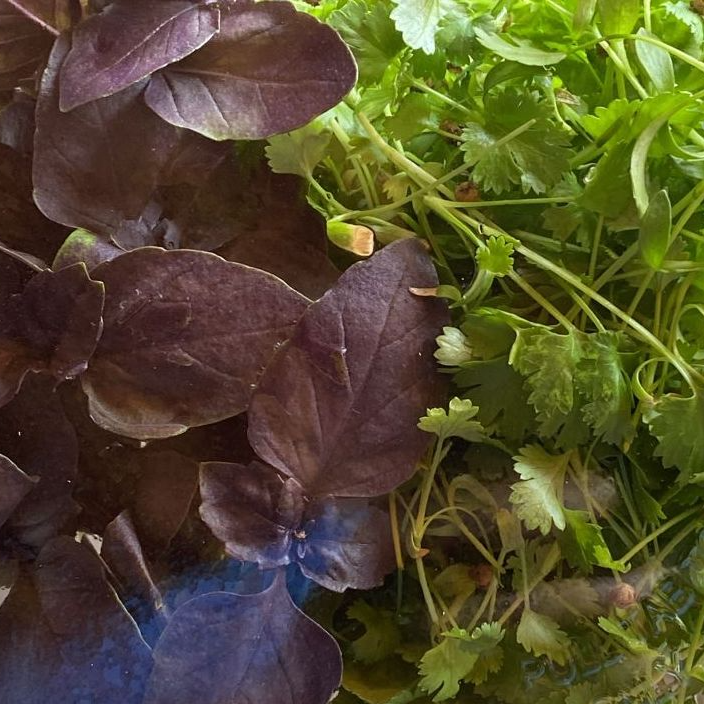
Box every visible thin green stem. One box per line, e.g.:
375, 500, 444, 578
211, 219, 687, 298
411, 79, 475, 117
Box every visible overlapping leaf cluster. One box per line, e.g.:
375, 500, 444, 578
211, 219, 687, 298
0, 2, 452, 703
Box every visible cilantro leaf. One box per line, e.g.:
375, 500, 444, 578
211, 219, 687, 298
647, 388, 704, 482
460, 90, 572, 194
476, 235, 514, 277
265, 125, 331, 178
418, 624, 504, 701
390, 0, 459, 55
560, 509, 627, 573
474, 28, 566, 66
347, 600, 402, 664
419, 397, 484, 441
516, 609, 571, 665
510, 445, 570, 533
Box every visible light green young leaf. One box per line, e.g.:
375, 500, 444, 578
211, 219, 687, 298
419, 397, 484, 441
598, 617, 653, 654
476, 235, 514, 277
265, 125, 331, 178
638, 189, 673, 270
647, 388, 704, 482
510, 445, 571, 533
347, 600, 402, 664
574, 0, 597, 30
598, 0, 639, 34
390, 0, 458, 54
418, 624, 504, 701
435, 327, 474, 366
560, 509, 627, 573
516, 610, 571, 665
474, 28, 566, 66
460, 90, 572, 194
385, 92, 440, 142
634, 29, 675, 93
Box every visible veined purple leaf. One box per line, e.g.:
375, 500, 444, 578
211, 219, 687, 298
143, 571, 342, 704
59, 0, 220, 112
35, 537, 153, 704
0, 454, 36, 529
33, 35, 228, 245
248, 239, 449, 497
82, 248, 309, 440
0, 3, 53, 90
144, 0, 357, 140
0, 377, 79, 547
200, 461, 395, 591
5, 0, 78, 33
0, 261, 104, 408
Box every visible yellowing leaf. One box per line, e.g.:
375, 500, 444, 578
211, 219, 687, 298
516, 609, 571, 665
510, 445, 570, 533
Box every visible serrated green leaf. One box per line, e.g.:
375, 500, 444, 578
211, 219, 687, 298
598, 617, 652, 654
419, 397, 484, 441
560, 509, 627, 573
390, 0, 458, 54
460, 90, 572, 194
516, 609, 571, 665
348, 600, 402, 664
647, 388, 704, 482
510, 445, 571, 533
476, 235, 514, 276
475, 28, 566, 66
385, 92, 440, 142
639, 189, 673, 270
265, 125, 331, 178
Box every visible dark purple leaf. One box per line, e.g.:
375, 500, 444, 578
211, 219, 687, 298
0, 262, 104, 408
82, 248, 309, 439
35, 537, 153, 704
33, 35, 226, 245
201, 461, 395, 591
144, 0, 357, 140
200, 460, 304, 569
129, 449, 198, 555
60, 0, 220, 111
0, 143, 69, 262
0, 3, 53, 90
0, 377, 79, 546
5, 0, 78, 33
0, 454, 36, 529
143, 571, 342, 704
0, 93, 35, 155
0, 559, 18, 608
248, 239, 449, 497
52, 228, 123, 271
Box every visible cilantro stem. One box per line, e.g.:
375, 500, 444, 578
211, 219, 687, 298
415, 556, 440, 626
389, 492, 405, 571
410, 79, 475, 117
508, 270, 574, 330
618, 507, 700, 565
439, 196, 572, 209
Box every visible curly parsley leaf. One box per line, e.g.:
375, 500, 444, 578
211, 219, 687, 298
460, 90, 573, 194
510, 445, 570, 534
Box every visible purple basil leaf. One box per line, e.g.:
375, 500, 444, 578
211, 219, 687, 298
33, 35, 225, 244
35, 536, 153, 704
129, 449, 198, 555
0, 3, 53, 90
200, 460, 305, 569
60, 0, 220, 112
81, 247, 309, 439
144, 0, 357, 140
248, 239, 449, 497
0, 376, 79, 546
298, 496, 395, 592
0, 93, 35, 155
0, 143, 68, 262
5, 0, 78, 33
143, 571, 342, 704
0, 262, 104, 408
0, 454, 36, 529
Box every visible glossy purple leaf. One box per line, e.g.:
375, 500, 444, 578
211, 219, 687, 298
143, 571, 342, 704
0, 454, 36, 529
144, 0, 357, 140
201, 461, 395, 591
0, 262, 104, 408
33, 35, 226, 245
82, 248, 309, 439
35, 537, 153, 704
60, 0, 220, 111
0, 377, 79, 546
248, 239, 449, 497
0, 3, 53, 90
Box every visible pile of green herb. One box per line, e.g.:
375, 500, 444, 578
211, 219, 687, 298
272, 0, 704, 701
